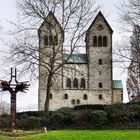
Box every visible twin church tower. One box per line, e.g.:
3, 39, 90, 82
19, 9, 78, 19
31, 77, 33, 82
38, 11, 123, 111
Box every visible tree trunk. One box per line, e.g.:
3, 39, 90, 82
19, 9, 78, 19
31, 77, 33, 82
44, 72, 53, 112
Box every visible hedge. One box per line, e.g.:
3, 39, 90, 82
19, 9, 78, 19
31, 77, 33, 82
1, 103, 140, 130
74, 104, 106, 110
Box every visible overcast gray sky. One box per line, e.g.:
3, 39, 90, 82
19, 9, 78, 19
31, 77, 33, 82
0, 0, 128, 112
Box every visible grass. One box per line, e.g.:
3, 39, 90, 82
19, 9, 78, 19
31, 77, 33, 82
1, 130, 140, 140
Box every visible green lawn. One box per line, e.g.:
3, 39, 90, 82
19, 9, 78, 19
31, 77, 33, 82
0, 130, 140, 140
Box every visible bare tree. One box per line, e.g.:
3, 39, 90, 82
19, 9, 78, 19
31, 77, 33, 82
6, 0, 98, 111
126, 25, 140, 100
116, 0, 140, 100
118, 0, 140, 32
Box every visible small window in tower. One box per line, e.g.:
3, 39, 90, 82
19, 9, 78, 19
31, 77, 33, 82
99, 94, 103, 99
121, 94, 123, 101
99, 59, 102, 65
80, 78, 86, 89
99, 71, 101, 75
83, 94, 88, 100
49, 36, 53, 45
99, 82, 103, 88
63, 94, 68, 99
98, 36, 102, 47
44, 35, 48, 46
66, 78, 71, 88
73, 78, 78, 89
71, 99, 75, 105
77, 99, 80, 105
103, 36, 107, 47
93, 36, 97, 46
50, 93, 53, 99
54, 36, 58, 45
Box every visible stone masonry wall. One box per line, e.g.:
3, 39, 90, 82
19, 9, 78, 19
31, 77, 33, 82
39, 89, 112, 111
87, 15, 112, 91
113, 89, 123, 103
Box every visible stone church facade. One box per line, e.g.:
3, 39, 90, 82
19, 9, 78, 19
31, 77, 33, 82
38, 11, 123, 111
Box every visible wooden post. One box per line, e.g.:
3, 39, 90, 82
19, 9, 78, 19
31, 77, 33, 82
10, 90, 16, 130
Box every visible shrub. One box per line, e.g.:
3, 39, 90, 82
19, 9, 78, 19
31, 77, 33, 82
89, 110, 107, 127
55, 107, 73, 125
128, 104, 140, 121
104, 103, 131, 123
0, 114, 10, 129
72, 110, 91, 122
17, 113, 28, 119
17, 117, 45, 129
17, 111, 48, 118
74, 104, 105, 110
47, 112, 64, 129
127, 101, 140, 105
16, 118, 29, 129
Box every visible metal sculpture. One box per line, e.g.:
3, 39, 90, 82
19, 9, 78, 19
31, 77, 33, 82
0, 68, 29, 130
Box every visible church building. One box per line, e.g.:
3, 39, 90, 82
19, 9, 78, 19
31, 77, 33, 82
38, 11, 123, 111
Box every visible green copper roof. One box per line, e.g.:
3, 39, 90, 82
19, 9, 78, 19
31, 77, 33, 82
64, 54, 87, 64
113, 80, 123, 89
